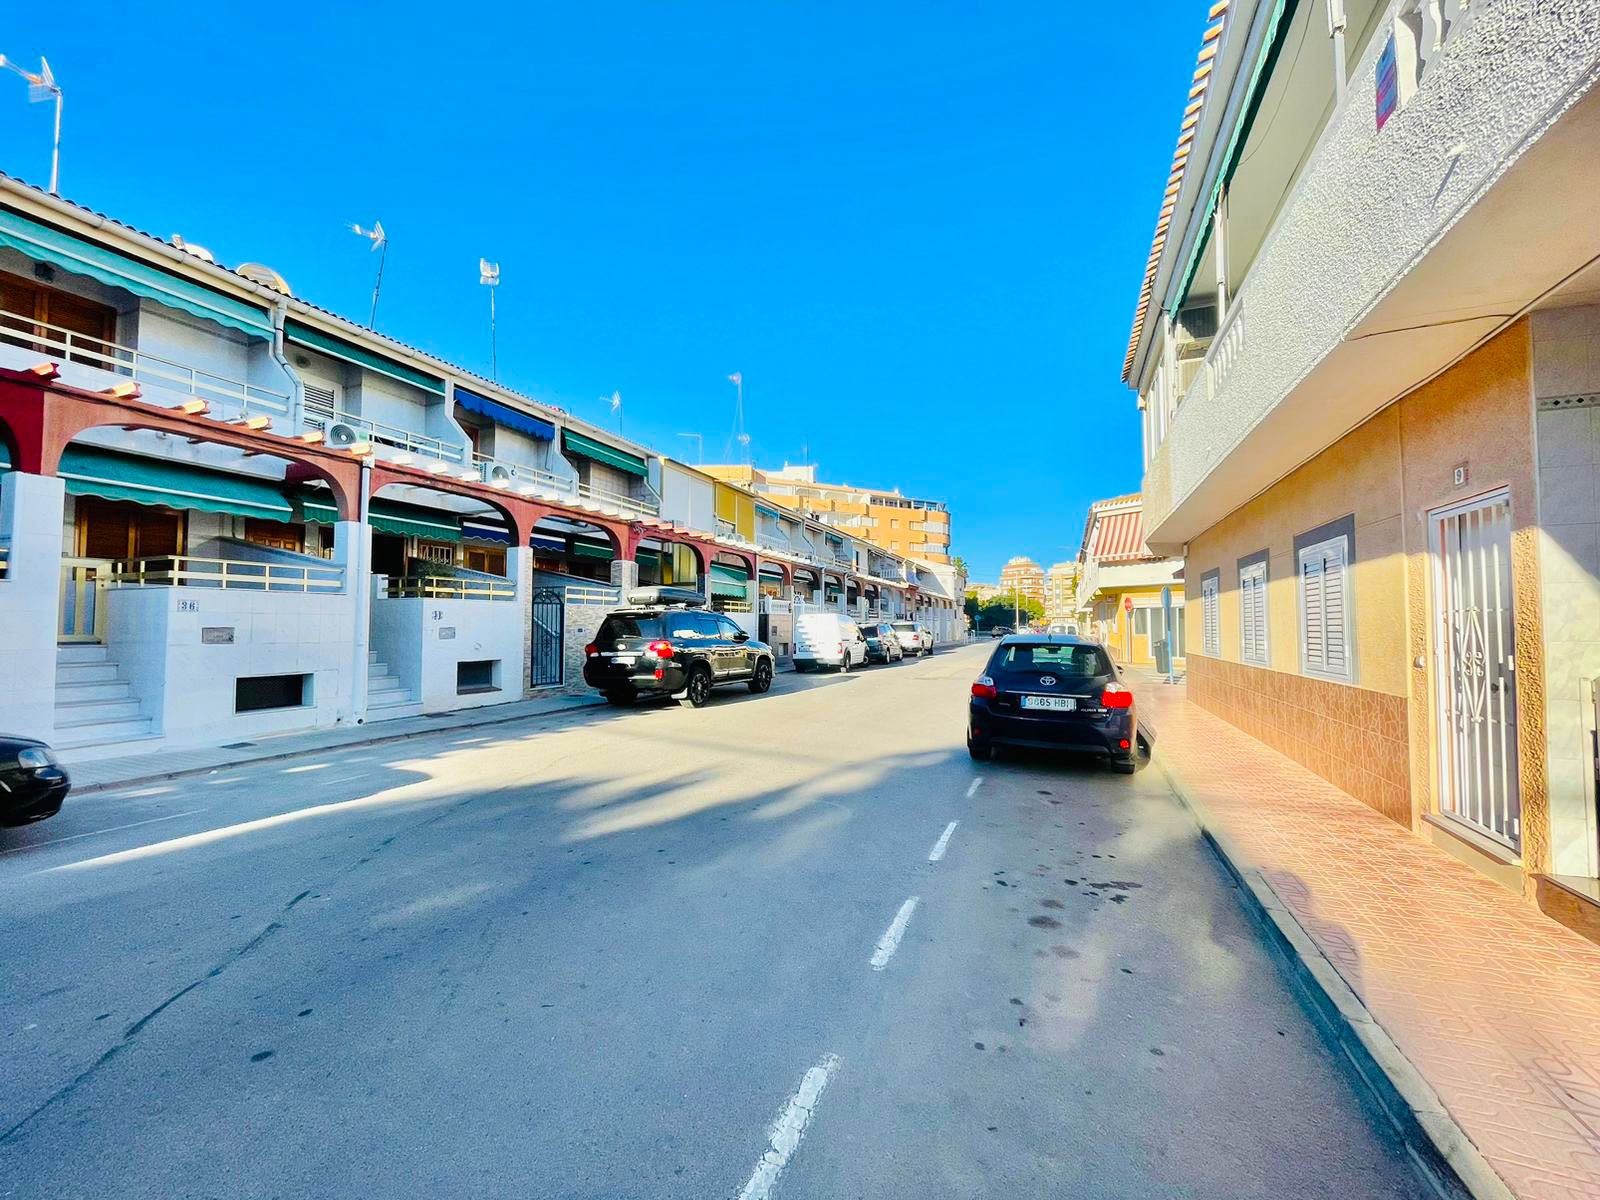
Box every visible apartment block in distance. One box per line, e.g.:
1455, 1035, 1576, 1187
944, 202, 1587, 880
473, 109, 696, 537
1124, 0, 1600, 928
702, 463, 952, 564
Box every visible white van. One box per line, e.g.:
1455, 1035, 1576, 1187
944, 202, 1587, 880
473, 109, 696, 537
793, 613, 869, 672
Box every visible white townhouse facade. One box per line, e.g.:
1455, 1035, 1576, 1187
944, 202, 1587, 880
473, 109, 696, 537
0, 176, 961, 758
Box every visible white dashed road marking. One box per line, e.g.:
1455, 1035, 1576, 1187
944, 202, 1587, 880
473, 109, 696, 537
870, 896, 920, 970
736, 1053, 841, 1200
927, 821, 959, 863
965, 777, 983, 799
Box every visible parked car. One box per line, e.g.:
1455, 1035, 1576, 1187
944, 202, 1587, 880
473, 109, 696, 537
967, 636, 1146, 773
890, 621, 933, 657
794, 613, 869, 672
860, 623, 905, 664
988, 625, 1012, 639
1, 736, 71, 826
583, 587, 775, 708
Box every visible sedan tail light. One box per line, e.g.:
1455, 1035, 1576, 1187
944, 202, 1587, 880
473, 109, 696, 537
971, 675, 997, 700
647, 640, 675, 659
1102, 683, 1134, 709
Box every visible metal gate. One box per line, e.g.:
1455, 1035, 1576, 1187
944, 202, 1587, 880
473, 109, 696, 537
530, 587, 564, 688
1431, 491, 1519, 849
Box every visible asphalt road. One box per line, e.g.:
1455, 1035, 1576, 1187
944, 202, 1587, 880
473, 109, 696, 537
0, 644, 1428, 1199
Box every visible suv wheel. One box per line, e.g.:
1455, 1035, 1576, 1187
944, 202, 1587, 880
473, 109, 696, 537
748, 659, 773, 694
839, 652, 851, 674
679, 666, 714, 708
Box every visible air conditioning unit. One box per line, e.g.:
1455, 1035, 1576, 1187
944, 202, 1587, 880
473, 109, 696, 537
487, 463, 514, 484
327, 422, 362, 448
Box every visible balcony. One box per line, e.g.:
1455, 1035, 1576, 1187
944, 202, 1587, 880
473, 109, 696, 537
326, 408, 465, 464
0, 306, 290, 422
384, 574, 515, 601
1141, 3, 1600, 549
111, 554, 344, 592
473, 453, 660, 518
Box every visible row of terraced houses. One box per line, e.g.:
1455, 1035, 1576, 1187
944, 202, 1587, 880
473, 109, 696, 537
1125, 0, 1600, 935
0, 175, 963, 758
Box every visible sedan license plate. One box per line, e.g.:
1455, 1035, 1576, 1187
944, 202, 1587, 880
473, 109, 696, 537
1022, 695, 1075, 711
613, 654, 636, 666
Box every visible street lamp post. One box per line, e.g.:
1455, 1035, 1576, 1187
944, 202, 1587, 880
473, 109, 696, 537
0, 54, 62, 194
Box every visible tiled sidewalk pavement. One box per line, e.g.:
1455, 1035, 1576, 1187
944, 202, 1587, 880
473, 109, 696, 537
60, 691, 607, 794
1132, 673, 1600, 1200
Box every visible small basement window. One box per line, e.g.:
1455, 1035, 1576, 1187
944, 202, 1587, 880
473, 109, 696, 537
236, 673, 311, 713
457, 660, 500, 695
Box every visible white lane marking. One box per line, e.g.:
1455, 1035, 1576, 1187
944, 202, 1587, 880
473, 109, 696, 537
0, 810, 204, 857
965, 777, 983, 799
736, 1054, 841, 1200
869, 896, 920, 970
927, 821, 959, 863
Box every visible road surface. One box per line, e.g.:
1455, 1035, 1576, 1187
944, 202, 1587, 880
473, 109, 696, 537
0, 644, 1427, 1198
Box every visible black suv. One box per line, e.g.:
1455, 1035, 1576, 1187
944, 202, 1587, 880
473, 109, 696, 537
583, 587, 776, 708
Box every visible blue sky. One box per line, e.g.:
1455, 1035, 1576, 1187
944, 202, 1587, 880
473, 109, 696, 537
0, 3, 1197, 581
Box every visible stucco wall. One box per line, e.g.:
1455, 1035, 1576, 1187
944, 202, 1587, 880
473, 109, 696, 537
1146, 0, 1600, 541
1184, 323, 1542, 857
0, 472, 65, 741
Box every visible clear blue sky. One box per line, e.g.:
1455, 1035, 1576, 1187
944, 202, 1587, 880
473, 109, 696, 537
0, 2, 1197, 582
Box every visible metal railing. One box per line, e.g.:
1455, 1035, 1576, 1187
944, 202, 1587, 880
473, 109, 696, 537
59, 558, 109, 641
112, 555, 345, 592
711, 596, 754, 614
0, 305, 290, 420
473, 453, 661, 517
0, 536, 9, 580
565, 583, 621, 606
384, 574, 515, 600
757, 531, 792, 553
329, 409, 466, 463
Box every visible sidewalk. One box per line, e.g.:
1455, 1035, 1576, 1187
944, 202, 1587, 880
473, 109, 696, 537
61, 690, 607, 795
1132, 673, 1600, 1200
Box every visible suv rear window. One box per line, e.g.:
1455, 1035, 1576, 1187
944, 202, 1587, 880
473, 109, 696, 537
994, 643, 1110, 677
891, 622, 916, 632
596, 615, 663, 646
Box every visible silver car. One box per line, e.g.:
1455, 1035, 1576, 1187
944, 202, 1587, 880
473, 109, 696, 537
889, 621, 933, 657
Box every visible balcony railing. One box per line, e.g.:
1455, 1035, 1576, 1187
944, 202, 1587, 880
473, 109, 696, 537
711, 595, 754, 614
112, 555, 345, 592
473, 453, 660, 517
1175, 296, 1246, 414
330, 409, 466, 464
0, 305, 290, 421
0, 536, 9, 580
564, 583, 622, 606
384, 574, 515, 600
757, 531, 792, 553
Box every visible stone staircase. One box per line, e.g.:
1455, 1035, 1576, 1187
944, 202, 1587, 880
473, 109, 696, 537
366, 650, 416, 717
53, 644, 157, 751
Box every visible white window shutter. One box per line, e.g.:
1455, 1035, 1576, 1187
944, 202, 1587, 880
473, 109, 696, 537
302, 380, 336, 427
1323, 541, 1347, 674
1239, 563, 1267, 664
1302, 553, 1326, 672
1203, 577, 1219, 655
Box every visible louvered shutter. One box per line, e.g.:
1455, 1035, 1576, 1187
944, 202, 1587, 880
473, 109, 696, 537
1300, 537, 1349, 677
1202, 577, 1219, 656
1240, 563, 1267, 664
1302, 552, 1326, 671
302, 380, 336, 428
1322, 540, 1347, 675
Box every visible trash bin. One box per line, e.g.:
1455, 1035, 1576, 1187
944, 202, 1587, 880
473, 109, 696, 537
1153, 640, 1170, 675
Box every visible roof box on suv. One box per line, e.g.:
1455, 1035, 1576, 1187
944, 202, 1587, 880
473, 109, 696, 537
624, 585, 707, 608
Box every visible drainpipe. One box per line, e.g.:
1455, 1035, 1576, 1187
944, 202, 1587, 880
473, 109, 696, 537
349, 457, 372, 724
269, 298, 299, 427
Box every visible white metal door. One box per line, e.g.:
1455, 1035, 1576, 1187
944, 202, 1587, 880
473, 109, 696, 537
1431, 492, 1519, 849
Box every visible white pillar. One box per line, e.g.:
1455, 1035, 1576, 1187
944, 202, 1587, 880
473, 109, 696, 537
0, 472, 67, 740
508, 545, 532, 692
610, 557, 639, 593
334, 520, 371, 725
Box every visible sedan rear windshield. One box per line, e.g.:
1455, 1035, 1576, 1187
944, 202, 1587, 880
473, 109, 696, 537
993, 643, 1111, 677
891, 622, 916, 632
596, 615, 663, 646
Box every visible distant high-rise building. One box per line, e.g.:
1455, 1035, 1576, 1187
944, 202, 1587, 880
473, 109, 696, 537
998, 555, 1045, 606
1045, 561, 1081, 621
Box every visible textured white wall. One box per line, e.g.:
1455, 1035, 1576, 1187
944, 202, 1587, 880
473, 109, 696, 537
0, 472, 66, 741
1149, 1, 1600, 538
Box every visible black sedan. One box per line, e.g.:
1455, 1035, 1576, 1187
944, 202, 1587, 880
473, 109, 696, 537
1, 735, 70, 825
967, 636, 1144, 772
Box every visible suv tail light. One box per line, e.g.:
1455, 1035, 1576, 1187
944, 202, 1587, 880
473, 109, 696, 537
584, 643, 598, 657
1102, 683, 1133, 709
971, 675, 997, 700
647, 640, 675, 659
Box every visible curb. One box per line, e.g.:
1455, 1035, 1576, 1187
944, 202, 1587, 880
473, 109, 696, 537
1151, 742, 1516, 1200
71, 695, 608, 798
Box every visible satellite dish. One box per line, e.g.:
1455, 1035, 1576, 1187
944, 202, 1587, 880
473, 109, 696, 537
328, 422, 361, 448
488, 464, 514, 484
236, 263, 293, 295
171, 234, 216, 264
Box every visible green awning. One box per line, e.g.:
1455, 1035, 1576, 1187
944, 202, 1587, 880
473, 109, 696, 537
285, 319, 445, 395
59, 445, 293, 519
561, 429, 647, 477
571, 540, 614, 560
0, 207, 272, 339
294, 487, 462, 540
710, 561, 751, 598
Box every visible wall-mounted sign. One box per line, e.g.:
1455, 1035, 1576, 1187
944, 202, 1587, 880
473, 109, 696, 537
1375, 33, 1398, 131
178, 598, 200, 613
1453, 463, 1469, 487
439, 626, 457, 640
201, 627, 235, 644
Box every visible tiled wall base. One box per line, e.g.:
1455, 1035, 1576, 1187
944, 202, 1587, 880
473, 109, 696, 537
1187, 655, 1411, 826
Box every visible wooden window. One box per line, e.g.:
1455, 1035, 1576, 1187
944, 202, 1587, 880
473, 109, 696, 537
417, 540, 455, 564
77, 496, 184, 561
245, 519, 304, 553
0, 270, 115, 366
464, 545, 506, 575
